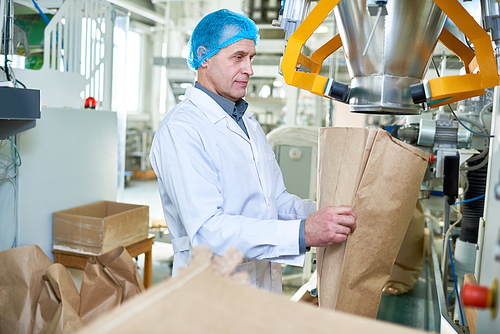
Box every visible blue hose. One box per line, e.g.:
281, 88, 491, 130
31, 0, 67, 71
453, 194, 485, 206
8, 137, 21, 167
448, 237, 465, 325
447, 286, 455, 303
31, 0, 51, 24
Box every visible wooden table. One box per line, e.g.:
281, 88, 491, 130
53, 235, 155, 289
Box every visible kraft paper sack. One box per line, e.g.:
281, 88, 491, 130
76, 246, 427, 334
316, 127, 429, 318
0, 245, 53, 334
384, 200, 426, 295
0, 244, 145, 333
79, 246, 145, 324
33, 264, 85, 334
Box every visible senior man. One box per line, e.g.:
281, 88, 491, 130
150, 9, 357, 294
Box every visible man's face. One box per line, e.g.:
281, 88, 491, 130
199, 39, 256, 102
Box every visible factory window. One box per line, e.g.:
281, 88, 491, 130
123, 30, 142, 113
112, 25, 144, 114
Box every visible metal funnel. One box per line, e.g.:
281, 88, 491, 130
334, 0, 447, 115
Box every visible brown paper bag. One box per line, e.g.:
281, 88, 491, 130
0, 245, 53, 334
33, 264, 86, 334
316, 127, 374, 310
79, 246, 145, 324
316, 127, 429, 318
384, 200, 426, 295
76, 246, 426, 334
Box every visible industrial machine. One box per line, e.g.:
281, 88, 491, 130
273, 0, 500, 333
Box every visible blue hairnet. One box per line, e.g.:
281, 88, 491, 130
187, 9, 260, 71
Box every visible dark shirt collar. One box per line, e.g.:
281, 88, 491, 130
194, 82, 248, 119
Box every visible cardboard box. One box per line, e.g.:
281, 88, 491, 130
53, 201, 149, 255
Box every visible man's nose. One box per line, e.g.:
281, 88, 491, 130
242, 58, 254, 76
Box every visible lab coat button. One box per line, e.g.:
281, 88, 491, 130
272, 269, 277, 277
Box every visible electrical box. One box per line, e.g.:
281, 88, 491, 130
0, 87, 41, 139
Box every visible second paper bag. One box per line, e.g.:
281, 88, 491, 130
316, 127, 429, 318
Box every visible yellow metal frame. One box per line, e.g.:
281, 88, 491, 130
429, 0, 499, 107
281, 0, 499, 107
281, 0, 343, 98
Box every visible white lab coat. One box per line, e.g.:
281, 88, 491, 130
150, 86, 316, 293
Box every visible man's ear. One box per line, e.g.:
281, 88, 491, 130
197, 46, 207, 61
197, 46, 210, 68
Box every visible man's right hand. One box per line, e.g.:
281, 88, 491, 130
304, 205, 357, 248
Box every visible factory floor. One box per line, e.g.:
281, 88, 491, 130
377, 259, 437, 331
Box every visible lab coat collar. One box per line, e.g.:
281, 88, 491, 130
186, 86, 257, 140
186, 86, 227, 124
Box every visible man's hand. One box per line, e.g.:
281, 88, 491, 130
304, 205, 357, 247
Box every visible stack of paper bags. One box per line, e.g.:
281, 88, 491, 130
0, 245, 84, 333
316, 127, 429, 318
0, 245, 145, 334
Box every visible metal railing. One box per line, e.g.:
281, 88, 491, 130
42, 0, 113, 109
